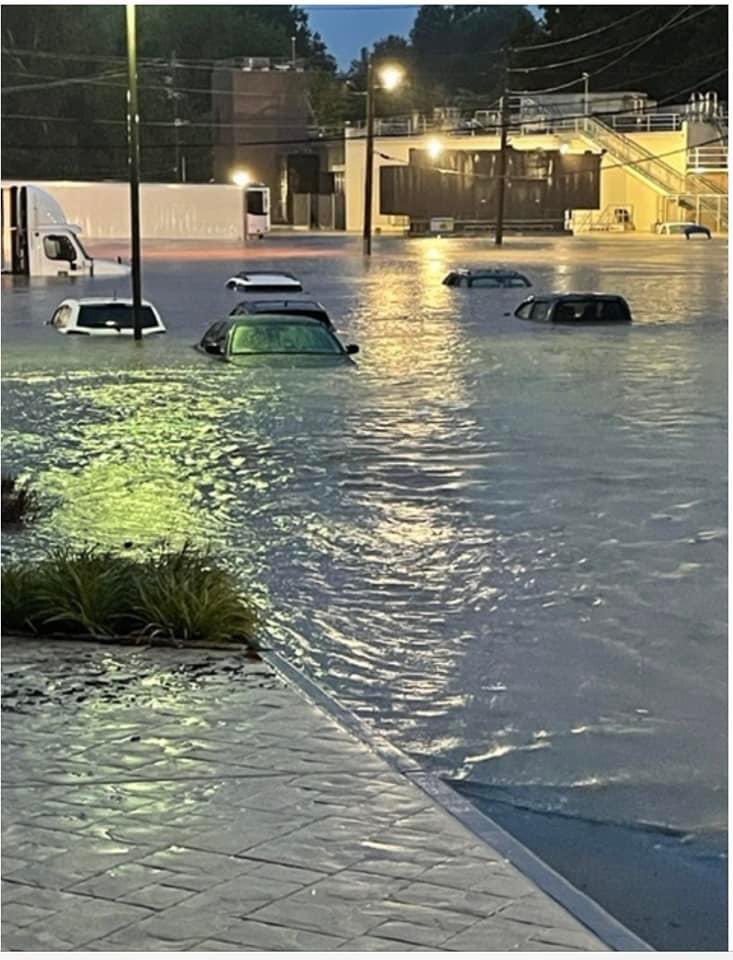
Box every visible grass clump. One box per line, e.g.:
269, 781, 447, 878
2, 473, 39, 526
1, 544, 258, 647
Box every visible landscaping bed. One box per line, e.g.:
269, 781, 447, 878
1, 544, 259, 649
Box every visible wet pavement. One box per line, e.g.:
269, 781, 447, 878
1, 638, 606, 951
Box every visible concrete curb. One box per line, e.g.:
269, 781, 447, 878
262, 648, 653, 953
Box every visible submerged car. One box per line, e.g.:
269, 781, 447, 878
197, 315, 358, 365
657, 221, 712, 239
225, 270, 303, 292
229, 298, 334, 330
514, 293, 632, 324
443, 268, 532, 288
48, 298, 166, 336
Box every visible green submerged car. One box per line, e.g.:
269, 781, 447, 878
196, 314, 359, 367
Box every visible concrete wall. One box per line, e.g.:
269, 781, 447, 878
0, 182, 245, 240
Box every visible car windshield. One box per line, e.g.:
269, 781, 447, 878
77, 304, 158, 329
230, 322, 341, 355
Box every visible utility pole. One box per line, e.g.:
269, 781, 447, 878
582, 71, 590, 117
362, 55, 375, 256
170, 50, 181, 182
494, 52, 511, 247
125, 4, 143, 341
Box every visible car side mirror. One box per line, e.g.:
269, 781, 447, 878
204, 341, 221, 355
70, 261, 78, 271
346, 344, 359, 355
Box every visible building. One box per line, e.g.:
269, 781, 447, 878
343, 90, 728, 234
211, 57, 341, 226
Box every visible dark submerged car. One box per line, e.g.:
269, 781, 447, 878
229, 298, 334, 330
197, 315, 358, 366
443, 268, 532, 288
225, 270, 303, 292
514, 293, 632, 324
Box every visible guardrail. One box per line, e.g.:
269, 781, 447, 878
687, 146, 728, 171
609, 113, 683, 132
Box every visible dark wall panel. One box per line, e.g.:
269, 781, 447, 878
380, 148, 601, 225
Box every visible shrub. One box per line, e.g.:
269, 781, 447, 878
33, 547, 140, 637
0, 544, 258, 646
135, 545, 258, 645
1, 474, 39, 526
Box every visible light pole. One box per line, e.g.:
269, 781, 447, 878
125, 3, 143, 341
582, 71, 590, 117
362, 61, 404, 256
362, 59, 376, 256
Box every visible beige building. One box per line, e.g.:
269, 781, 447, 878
342, 92, 728, 235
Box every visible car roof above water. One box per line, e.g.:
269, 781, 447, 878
233, 298, 326, 313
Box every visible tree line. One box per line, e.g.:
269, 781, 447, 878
2, 5, 727, 181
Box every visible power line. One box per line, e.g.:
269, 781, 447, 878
509, 6, 704, 73
511, 8, 650, 53
3, 65, 725, 141
510, 51, 729, 98
1, 68, 127, 94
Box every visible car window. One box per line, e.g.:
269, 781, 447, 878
469, 276, 501, 288
598, 300, 628, 322
43, 234, 77, 262
230, 323, 341, 355
529, 300, 549, 321
77, 305, 158, 329
515, 302, 533, 319
505, 276, 531, 287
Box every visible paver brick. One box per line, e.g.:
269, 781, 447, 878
1, 641, 609, 953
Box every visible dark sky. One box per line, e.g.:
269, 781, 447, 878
303, 4, 420, 68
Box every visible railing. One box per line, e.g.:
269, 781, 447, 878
662, 194, 728, 232
609, 113, 683, 132
687, 146, 728, 171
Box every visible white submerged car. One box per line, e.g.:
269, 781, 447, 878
225, 270, 303, 292
48, 298, 166, 336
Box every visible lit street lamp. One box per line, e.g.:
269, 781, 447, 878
362, 61, 404, 256
231, 169, 252, 188
426, 137, 443, 161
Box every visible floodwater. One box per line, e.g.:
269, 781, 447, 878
2, 234, 727, 944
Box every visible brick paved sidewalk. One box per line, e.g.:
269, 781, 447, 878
2, 640, 606, 951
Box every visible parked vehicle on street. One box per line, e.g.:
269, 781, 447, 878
1, 184, 129, 277
196, 315, 358, 366
514, 293, 632, 324
47, 298, 166, 336
229, 298, 334, 330
443, 268, 532, 288
656, 221, 712, 239
225, 270, 303, 292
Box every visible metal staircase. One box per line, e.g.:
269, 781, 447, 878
578, 116, 727, 231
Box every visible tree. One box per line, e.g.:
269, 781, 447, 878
516, 6, 727, 103
2, 5, 339, 181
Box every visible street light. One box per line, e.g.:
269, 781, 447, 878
362, 60, 405, 256
426, 137, 443, 161
231, 169, 252, 188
